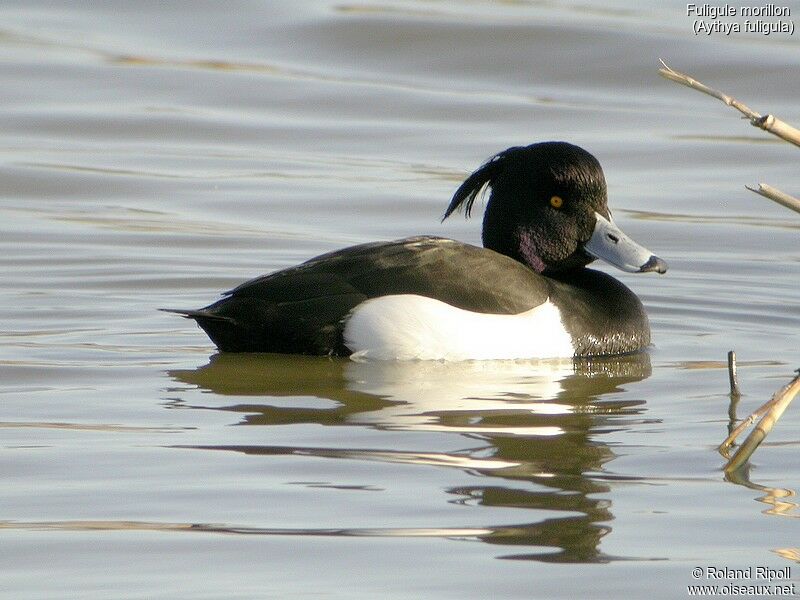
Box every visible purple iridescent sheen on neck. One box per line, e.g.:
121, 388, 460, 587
515, 229, 546, 273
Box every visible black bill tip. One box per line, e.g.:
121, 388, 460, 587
639, 255, 668, 274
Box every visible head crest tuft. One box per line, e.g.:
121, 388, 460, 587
442, 148, 520, 221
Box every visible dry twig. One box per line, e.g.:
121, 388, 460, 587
746, 183, 800, 215
720, 371, 800, 473
659, 60, 800, 212
659, 61, 800, 470
658, 60, 800, 147
727, 350, 741, 397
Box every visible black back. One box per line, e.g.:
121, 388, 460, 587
191, 236, 551, 354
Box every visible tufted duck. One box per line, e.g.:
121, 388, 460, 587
164, 142, 667, 360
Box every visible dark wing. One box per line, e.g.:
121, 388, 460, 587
173, 236, 550, 354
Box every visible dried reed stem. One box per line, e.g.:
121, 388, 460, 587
721, 372, 800, 473
745, 184, 800, 215
727, 350, 741, 397
658, 60, 800, 148
659, 62, 800, 471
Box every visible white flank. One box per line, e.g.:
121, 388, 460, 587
343, 294, 574, 361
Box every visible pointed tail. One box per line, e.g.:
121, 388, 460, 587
159, 308, 235, 323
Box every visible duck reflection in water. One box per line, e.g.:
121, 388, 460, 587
168, 353, 652, 562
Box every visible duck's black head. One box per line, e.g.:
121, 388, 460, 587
444, 141, 667, 276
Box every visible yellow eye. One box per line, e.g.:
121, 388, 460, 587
550, 195, 563, 209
